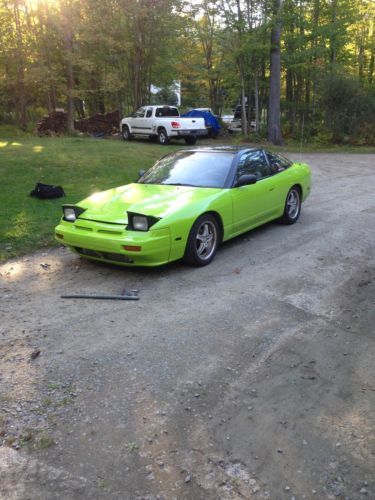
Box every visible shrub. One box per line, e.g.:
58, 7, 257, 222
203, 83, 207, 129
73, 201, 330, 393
321, 73, 375, 145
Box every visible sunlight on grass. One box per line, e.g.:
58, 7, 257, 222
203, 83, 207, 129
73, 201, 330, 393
0, 141, 8, 148
5, 210, 30, 238
11, 142, 23, 147
32, 145, 44, 153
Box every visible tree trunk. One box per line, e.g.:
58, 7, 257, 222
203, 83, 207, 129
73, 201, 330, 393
267, 0, 283, 145
64, 33, 75, 132
311, 0, 320, 128
241, 73, 248, 136
330, 0, 337, 65
13, 1, 27, 130
254, 73, 259, 133
62, 1, 75, 133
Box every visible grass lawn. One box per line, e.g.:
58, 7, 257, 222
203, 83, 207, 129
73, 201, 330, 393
0, 136, 179, 261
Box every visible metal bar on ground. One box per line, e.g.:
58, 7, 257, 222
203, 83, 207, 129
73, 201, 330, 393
61, 294, 139, 300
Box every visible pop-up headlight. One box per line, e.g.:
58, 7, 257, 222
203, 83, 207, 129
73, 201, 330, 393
133, 215, 148, 231
62, 205, 86, 222
127, 212, 160, 231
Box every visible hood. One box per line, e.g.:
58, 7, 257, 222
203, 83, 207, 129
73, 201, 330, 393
77, 183, 218, 225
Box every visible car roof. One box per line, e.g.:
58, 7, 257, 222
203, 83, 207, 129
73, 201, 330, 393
178, 146, 261, 154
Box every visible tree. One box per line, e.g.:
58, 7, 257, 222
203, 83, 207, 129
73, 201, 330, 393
267, 0, 283, 144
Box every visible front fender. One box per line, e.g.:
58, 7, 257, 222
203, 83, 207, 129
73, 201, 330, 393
165, 190, 232, 261
121, 120, 132, 133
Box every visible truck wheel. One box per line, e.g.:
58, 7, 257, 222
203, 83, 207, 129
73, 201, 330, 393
185, 137, 197, 146
122, 126, 132, 141
158, 128, 169, 145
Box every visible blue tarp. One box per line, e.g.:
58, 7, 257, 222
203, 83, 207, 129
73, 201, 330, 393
181, 110, 221, 136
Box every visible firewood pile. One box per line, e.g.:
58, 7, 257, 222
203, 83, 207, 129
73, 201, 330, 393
74, 110, 120, 134
37, 111, 67, 135
37, 109, 120, 136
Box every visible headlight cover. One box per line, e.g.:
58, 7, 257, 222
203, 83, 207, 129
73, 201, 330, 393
62, 205, 86, 222
127, 212, 160, 231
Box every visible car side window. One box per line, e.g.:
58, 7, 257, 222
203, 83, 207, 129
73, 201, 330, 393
134, 107, 146, 118
267, 152, 292, 174
237, 150, 271, 181
146, 108, 152, 118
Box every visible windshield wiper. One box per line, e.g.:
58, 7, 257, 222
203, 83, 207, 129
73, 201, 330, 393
162, 182, 195, 187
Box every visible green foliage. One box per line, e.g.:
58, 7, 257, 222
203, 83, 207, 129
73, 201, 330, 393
151, 86, 179, 106
0, 0, 374, 144
321, 73, 375, 144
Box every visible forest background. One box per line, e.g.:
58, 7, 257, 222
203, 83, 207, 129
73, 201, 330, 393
0, 0, 374, 145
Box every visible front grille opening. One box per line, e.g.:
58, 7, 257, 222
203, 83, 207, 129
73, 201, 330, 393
75, 247, 134, 264
97, 229, 123, 235
102, 252, 134, 263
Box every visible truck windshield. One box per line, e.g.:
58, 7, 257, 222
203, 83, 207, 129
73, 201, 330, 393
138, 151, 234, 188
155, 107, 179, 117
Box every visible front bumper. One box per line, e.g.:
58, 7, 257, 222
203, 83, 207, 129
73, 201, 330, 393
171, 129, 207, 137
55, 218, 171, 267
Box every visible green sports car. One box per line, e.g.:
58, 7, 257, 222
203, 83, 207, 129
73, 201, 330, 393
55, 147, 311, 267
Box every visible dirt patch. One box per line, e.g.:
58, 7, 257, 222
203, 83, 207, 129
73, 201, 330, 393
1, 154, 374, 499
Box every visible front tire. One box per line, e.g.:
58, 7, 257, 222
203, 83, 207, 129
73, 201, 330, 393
183, 214, 220, 266
280, 186, 301, 224
158, 128, 170, 145
122, 126, 132, 141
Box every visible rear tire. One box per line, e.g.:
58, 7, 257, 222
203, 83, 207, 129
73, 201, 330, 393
122, 126, 132, 141
183, 214, 220, 267
158, 128, 170, 145
279, 186, 301, 224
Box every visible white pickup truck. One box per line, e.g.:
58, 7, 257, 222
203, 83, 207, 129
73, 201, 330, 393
120, 105, 207, 145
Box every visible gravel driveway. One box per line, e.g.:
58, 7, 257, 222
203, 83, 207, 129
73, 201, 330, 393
1, 153, 374, 499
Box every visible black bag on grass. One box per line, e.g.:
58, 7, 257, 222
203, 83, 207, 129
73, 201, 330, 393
30, 182, 65, 199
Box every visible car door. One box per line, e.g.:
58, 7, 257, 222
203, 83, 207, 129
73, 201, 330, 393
230, 150, 280, 235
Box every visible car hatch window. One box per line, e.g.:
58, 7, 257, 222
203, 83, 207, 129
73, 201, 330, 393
267, 152, 292, 174
237, 150, 271, 180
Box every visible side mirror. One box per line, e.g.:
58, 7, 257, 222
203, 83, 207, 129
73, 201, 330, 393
236, 174, 257, 187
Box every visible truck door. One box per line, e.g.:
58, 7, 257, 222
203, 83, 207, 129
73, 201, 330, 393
131, 107, 147, 134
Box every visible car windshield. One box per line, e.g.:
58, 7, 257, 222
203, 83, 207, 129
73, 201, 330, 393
139, 151, 234, 188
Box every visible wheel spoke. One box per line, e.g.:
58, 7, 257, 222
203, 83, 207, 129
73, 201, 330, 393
196, 241, 205, 255
202, 224, 209, 237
